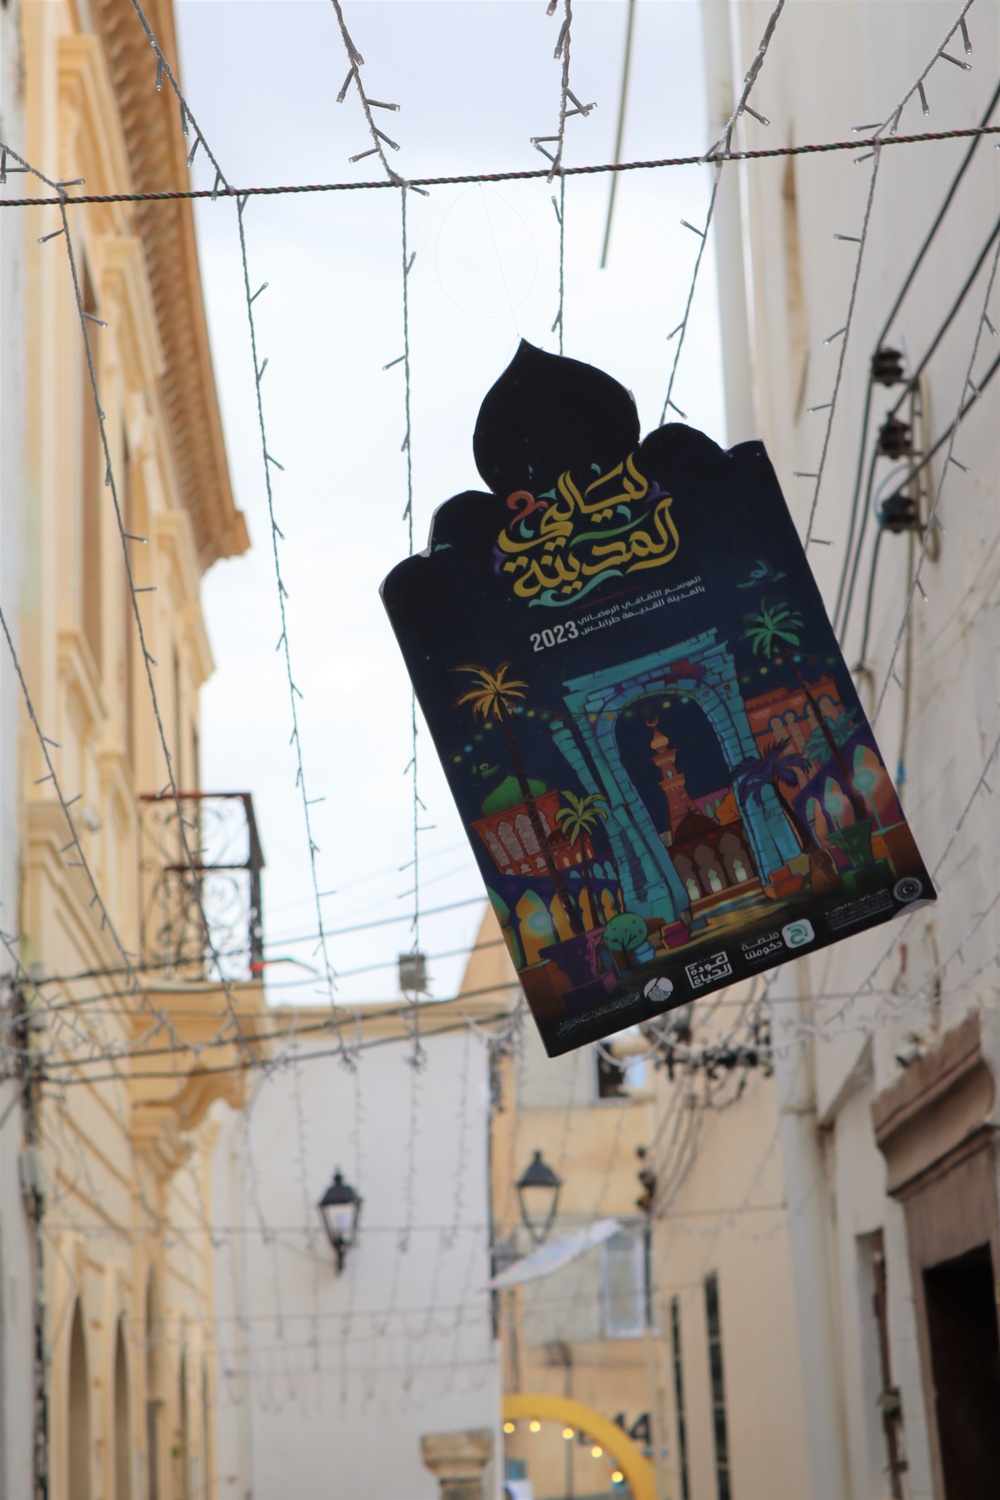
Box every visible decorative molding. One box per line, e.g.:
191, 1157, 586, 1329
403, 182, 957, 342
872, 1011, 995, 1197
58, 34, 134, 204
98, 231, 166, 394
155, 511, 208, 623
129, 1106, 192, 1178
25, 800, 121, 963
58, 624, 107, 735
90, 0, 249, 570
128, 979, 268, 1176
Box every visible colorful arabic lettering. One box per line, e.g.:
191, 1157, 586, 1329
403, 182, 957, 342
493, 453, 680, 608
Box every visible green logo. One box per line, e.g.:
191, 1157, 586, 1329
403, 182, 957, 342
782, 920, 815, 950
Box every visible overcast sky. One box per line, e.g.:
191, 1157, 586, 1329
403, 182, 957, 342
174, 0, 726, 1006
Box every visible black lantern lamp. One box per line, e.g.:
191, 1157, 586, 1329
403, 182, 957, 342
516, 1149, 562, 1247
317, 1170, 362, 1273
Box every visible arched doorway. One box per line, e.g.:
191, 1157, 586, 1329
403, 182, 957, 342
114, 1319, 131, 1500
145, 1276, 161, 1500
68, 1300, 91, 1500
502, 1392, 656, 1500
200, 1358, 211, 1500
176, 1350, 190, 1500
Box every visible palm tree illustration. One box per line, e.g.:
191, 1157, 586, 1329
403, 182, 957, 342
733, 742, 820, 855
803, 707, 858, 771
452, 663, 584, 936
741, 599, 868, 823
555, 791, 615, 929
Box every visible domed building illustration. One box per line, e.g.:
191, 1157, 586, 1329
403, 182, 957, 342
471, 774, 581, 878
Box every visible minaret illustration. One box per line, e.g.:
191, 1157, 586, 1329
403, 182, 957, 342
647, 712, 697, 845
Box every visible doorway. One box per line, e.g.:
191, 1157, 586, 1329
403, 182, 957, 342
923, 1243, 1000, 1498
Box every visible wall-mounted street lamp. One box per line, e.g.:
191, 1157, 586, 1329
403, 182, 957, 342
516, 1149, 562, 1247
317, 1169, 362, 1273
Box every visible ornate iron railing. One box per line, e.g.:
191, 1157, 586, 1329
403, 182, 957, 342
138, 792, 264, 982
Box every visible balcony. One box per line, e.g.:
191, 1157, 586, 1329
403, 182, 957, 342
138, 791, 264, 983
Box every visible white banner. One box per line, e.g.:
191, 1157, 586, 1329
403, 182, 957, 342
487, 1218, 622, 1289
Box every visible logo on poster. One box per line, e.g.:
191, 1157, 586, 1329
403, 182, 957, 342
684, 952, 732, 990
893, 877, 923, 903
782, 920, 815, 949
643, 976, 675, 1004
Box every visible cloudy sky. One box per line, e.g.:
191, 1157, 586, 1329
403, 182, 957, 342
174, 0, 726, 1006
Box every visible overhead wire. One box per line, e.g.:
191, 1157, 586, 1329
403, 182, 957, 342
839, 205, 1000, 646
1, 126, 999, 213
798, 1, 982, 550
832, 75, 1000, 635
660, 0, 786, 426
872, 223, 1000, 724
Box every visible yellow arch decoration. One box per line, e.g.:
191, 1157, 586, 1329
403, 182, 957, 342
502, 1391, 656, 1500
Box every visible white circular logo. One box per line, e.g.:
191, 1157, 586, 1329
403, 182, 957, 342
894, 877, 923, 903
643, 976, 674, 1005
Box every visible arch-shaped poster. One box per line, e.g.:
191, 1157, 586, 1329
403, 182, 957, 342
381, 344, 934, 1057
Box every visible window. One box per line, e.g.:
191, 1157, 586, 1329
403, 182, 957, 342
122, 435, 136, 770
670, 1297, 690, 1500
172, 645, 183, 789
704, 1272, 731, 1500
593, 1038, 647, 1101
146, 1276, 161, 1500
176, 1352, 190, 1500
857, 1230, 904, 1499
600, 1224, 647, 1338
81, 266, 102, 674
595, 1047, 629, 1099
114, 1320, 131, 1500
200, 1358, 211, 1500
68, 1300, 91, 1500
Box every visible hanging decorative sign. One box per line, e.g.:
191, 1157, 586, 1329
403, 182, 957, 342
381, 344, 935, 1057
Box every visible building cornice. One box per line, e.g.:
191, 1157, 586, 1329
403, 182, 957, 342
91, 0, 249, 570
872, 1011, 996, 1197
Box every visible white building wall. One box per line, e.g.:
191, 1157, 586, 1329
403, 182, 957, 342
212, 1017, 501, 1500
704, 3, 1000, 1497
0, 2, 37, 1493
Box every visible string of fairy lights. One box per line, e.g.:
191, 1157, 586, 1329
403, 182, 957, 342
656, 0, 785, 427
0, 0, 997, 1419
0, 0, 989, 1128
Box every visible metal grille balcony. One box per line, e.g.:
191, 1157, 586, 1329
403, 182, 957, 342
139, 792, 264, 983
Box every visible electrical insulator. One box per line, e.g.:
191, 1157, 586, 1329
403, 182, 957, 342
879, 491, 922, 534
635, 1146, 657, 1213
877, 415, 913, 458
871, 346, 906, 386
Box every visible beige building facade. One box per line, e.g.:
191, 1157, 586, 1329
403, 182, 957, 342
476, 920, 659, 1500
696, 5, 1000, 1499
13, 0, 260, 1495
640, 990, 812, 1500
0, 0, 35, 1492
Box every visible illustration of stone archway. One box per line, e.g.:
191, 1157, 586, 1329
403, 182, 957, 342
550, 629, 797, 921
